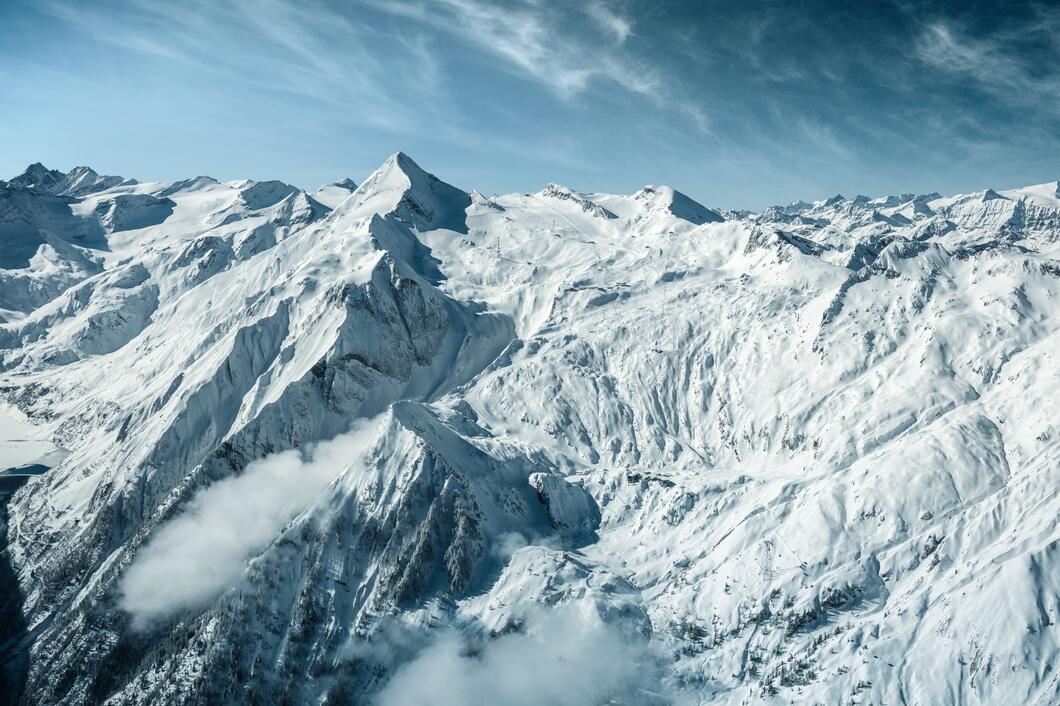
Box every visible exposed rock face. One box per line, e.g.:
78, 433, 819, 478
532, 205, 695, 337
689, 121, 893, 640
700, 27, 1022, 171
541, 182, 617, 220
1, 159, 1059, 705
94, 194, 175, 233
529, 472, 600, 539
9, 164, 133, 197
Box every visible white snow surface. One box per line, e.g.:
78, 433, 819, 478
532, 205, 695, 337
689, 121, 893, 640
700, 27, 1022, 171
1, 157, 1059, 705
0, 404, 67, 471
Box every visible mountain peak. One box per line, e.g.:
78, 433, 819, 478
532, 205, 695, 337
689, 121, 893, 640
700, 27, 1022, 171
541, 183, 617, 219
311, 178, 359, 209
22, 161, 53, 175
367, 152, 431, 187
9, 163, 131, 196
335, 152, 470, 233
158, 176, 219, 197
10, 162, 65, 192
4, 157, 1060, 706
381, 151, 430, 181
634, 184, 723, 225
240, 180, 299, 209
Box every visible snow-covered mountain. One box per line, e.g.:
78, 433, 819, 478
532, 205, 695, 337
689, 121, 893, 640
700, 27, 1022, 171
1, 155, 1059, 705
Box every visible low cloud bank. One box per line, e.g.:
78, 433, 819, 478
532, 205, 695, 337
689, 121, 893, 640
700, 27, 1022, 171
120, 416, 381, 629
375, 605, 674, 706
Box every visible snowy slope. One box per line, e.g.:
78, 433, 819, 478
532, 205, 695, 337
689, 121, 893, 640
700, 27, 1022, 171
0, 157, 1059, 705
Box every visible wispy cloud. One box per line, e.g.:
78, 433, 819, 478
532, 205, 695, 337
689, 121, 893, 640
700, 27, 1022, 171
362, 0, 659, 100
917, 22, 1024, 86
586, 1, 633, 44
15, 0, 1055, 206
120, 416, 383, 629
30, 0, 705, 170
915, 11, 1060, 115
35, 0, 454, 133
374, 605, 673, 706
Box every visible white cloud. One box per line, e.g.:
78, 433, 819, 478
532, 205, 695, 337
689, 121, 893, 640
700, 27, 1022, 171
915, 16, 1060, 114
916, 22, 1011, 83
366, 0, 658, 100
34, 0, 714, 167
119, 415, 383, 629
37, 0, 451, 133
374, 605, 673, 706
586, 1, 633, 44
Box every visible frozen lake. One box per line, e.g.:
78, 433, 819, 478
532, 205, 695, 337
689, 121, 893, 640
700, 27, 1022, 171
0, 404, 67, 475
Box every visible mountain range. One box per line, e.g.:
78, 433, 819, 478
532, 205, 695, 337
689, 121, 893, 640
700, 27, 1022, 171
1, 154, 1059, 705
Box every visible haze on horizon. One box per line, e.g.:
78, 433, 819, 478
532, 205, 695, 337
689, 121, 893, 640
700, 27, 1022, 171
2, 0, 1058, 209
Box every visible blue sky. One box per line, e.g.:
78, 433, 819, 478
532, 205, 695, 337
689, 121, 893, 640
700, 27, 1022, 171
2, 0, 1058, 209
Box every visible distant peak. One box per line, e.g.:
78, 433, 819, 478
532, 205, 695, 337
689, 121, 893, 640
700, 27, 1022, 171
361, 152, 441, 192
10, 162, 65, 191
62, 166, 120, 195
980, 188, 1007, 202
635, 184, 672, 198
542, 182, 575, 197
8, 162, 134, 197
332, 177, 358, 190
357, 152, 447, 199
634, 184, 723, 225
240, 180, 299, 210
383, 151, 429, 180
340, 151, 470, 233
158, 176, 218, 197
541, 183, 617, 219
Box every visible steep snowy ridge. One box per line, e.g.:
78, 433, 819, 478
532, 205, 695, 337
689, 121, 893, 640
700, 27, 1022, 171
9, 164, 134, 198
0, 156, 1059, 705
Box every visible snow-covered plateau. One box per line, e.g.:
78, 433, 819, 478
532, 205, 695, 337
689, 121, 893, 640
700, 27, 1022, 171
1, 154, 1059, 705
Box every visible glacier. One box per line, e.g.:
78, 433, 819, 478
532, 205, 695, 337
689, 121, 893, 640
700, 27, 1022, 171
0, 153, 1058, 705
